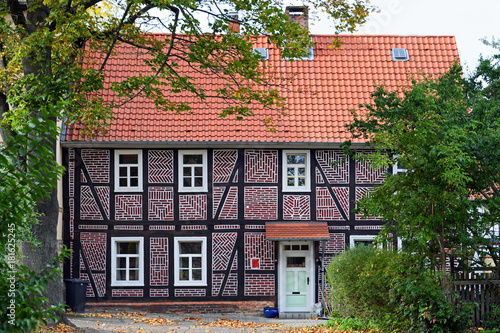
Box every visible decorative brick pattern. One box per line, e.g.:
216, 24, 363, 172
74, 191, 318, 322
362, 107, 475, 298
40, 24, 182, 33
149, 225, 175, 231
231, 252, 238, 270
150, 237, 168, 286
95, 186, 110, 219
80, 232, 107, 271
213, 187, 238, 219
212, 233, 237, 271
356, 187, 381, 220
214, 225, 240, 230
80, 273, 106, 298
213, 150, 238, 183
148, 187, 174, 221
244, 274, 275, 296
69, 149, 75, 198
148, 150, 173, 183
80, 186, 102, 220
150, 289, 169, 297
356, 158, 386, 184
245, 225, 265, 229
320, 233, 345, 253
175, 289, 206, 297
212, 274, 224, 296
114, 225, 144, 230
69, 198, 75, 239
115, 195, 142, 220
81, 170, 87, 183
81, 149, 110, 183
244, 233, 274, 270
315, 167, 324, 184
316, 187, 343, 220
179, 195, 207, 220
329, 225, 350, 230
244, 150, 277, 183
333, 187, 349, 217
354, 225, 383, 230
283, 195, 310, 220
112, 289, 143, 297
79, 225, 109, 230
244, 187, 277, 220
316, 150, 349, 184
181, 225, 207, 230
223, 273, 238, 296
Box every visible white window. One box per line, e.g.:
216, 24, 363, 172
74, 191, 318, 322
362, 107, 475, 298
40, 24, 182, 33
392, 161, 408, 175
283, 150, 310, 192
350, 235, 377, 248
179, 150, 207, 192
174, 237, 207, 286
115, 150, 142, 192
111, 237, 144, 286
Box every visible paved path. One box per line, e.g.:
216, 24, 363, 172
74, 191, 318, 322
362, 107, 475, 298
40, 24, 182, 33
67, 310, 325, 332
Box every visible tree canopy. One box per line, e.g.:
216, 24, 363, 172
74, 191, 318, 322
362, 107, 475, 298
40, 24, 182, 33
344, 54, 500, 296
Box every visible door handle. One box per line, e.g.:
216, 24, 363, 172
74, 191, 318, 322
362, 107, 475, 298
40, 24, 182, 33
307, 277, 309, 285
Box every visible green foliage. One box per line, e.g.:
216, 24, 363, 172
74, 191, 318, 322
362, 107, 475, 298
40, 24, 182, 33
325, 315, 384, 332
343, 59, 500, 286
483, 304, 500, 330
326, 246, 474, 332
0, 248, 71, 333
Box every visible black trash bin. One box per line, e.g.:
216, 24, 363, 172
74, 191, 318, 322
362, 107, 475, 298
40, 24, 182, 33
64, 278, 90, 313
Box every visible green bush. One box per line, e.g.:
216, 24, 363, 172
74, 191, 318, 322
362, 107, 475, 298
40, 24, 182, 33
0, 248, 70, 333
326, 246, 473, 332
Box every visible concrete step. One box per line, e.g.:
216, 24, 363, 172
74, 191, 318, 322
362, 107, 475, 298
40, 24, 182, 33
279, 312, 315, 319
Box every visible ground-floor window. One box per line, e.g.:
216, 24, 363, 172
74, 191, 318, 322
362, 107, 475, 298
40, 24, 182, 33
174, 237, 207, 286
111, 237, 144, 286
350, 235, 377, 248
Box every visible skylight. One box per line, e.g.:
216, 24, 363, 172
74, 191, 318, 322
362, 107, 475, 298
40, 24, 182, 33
391, 48, 409, 61
253, 48, 269, 61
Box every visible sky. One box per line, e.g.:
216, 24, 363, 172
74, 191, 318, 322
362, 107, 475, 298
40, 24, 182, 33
307, 0, 500, 76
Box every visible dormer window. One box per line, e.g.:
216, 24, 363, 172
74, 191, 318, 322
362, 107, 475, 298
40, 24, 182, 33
391, 48, 409, 61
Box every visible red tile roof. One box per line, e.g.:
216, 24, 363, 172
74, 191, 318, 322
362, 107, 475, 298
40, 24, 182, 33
63, 35, 459, 145
265, 222, 330, 241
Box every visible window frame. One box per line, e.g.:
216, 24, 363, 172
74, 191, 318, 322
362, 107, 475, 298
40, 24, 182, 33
111, 237, 144, 287
350, 235, 377, 248
178, 150, 208, 192
282, 150, 311, 192
173, 237, 207, 287
114, 150, 143, 192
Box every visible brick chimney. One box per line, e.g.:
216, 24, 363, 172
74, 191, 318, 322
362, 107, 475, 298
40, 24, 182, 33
285, 6, 309, 29
227, 11, 240, 33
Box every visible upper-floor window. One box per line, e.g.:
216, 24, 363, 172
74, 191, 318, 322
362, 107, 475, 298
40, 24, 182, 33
115, 150, 142, 192
179, 150, 207, 192
111, 237, 144, 286
174, 237, 207, 286
283, 150, 310, 192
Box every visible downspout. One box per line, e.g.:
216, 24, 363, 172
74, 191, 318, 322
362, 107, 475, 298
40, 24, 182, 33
321, 240, 325, 316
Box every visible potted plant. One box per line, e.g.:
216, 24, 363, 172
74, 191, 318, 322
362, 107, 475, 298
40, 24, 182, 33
263, 306, 279, 318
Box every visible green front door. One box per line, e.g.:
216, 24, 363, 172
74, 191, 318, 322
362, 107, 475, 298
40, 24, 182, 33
280, 242, 313, 312
285, 256, 308, 307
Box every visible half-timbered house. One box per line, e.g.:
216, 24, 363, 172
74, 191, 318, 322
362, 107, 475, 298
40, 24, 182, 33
60, 10, 459, 317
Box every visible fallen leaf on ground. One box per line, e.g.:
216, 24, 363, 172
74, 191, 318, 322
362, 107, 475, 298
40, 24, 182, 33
201, 318, 283, 328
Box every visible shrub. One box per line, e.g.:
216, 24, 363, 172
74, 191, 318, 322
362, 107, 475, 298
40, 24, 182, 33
326, 246, 473, 332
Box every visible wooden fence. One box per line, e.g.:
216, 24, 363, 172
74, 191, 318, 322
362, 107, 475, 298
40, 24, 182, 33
452, 271, 500, 327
